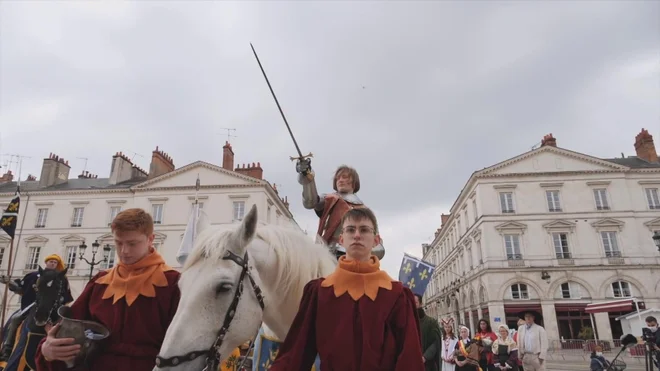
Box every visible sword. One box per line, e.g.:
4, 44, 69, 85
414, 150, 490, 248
249, 43, 313, 170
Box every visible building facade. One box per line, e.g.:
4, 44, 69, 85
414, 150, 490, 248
0, 142, 298, 317
422, 129, 660, 345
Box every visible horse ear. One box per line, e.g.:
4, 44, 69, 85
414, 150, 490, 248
60, 267, 68, 276
38, 266, 43, 275
232, 204, 258, 251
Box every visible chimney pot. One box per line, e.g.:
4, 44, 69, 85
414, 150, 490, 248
541, 133, 557, 147
634, 128, 658, 163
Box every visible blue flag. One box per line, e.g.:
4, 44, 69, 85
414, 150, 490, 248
398, 253, 436, 297
252, 326, 321, 370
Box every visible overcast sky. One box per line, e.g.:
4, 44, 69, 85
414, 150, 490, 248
1, 1, 659, 277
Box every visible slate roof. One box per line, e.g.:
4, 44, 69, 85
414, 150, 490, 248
0, 177, 145, 193
603, 156, 660, 169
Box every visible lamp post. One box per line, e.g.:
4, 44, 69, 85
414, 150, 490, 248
653, 231, 660, 253
78, 240, 112, 281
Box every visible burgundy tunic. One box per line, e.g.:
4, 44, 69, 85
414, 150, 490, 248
270, 278, 424, 371
35, 270, 180, 371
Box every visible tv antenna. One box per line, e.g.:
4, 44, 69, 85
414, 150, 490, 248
127, 151, 144, 162
218, 128, 237, 142
76, 157, 89, 172
530, 141, 541, 151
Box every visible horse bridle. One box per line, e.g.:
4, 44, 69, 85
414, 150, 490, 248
34, 275, 66, 326
155, 250, 265, 370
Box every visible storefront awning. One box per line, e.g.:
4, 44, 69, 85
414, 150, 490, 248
584, 298, 640, 314
554, 303, 588, 311
503, 304, 542, 313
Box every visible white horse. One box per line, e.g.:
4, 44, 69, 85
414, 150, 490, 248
154, 204, 337, 371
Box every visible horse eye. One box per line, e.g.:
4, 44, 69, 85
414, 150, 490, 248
216, 283, 233, 294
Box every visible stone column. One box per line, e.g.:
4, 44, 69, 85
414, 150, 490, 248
594, 312, 613, 342
487, 301, 506, 327
541, 301, 559, 343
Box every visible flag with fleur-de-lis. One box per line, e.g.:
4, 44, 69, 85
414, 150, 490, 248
398, 253, 435, 297
0, 187, 20, 239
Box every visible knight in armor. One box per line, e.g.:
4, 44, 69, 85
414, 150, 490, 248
297, 162, 385, 259
0, 254, 72, 361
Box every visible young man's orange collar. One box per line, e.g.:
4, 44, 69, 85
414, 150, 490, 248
96, 249, 173, 306
321, 255, 394, 301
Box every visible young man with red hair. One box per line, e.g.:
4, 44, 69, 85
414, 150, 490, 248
35, 208, 180, 371
270, 208, 423, 370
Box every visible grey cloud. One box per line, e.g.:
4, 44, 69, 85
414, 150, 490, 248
1, 1, 659, 272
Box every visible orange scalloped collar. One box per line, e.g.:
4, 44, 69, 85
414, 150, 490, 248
96, 250, 173, 306
321, 255, 394, 301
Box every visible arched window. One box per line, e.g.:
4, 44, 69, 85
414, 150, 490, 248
555, 281, 585, 299
510, 284, 529, 300
611, 281, 632, 298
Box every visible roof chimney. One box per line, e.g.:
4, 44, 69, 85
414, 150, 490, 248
26, 174, 37, 181
109, 152, 135, 185
223, 141, 234, 171
39, 153, 71, 188
235, 162, 263, 180
441, 213, 450, 227
0, 170, 14, 183
148, 146, 175, 179
541, 133, 557, 147
635, 128, 658, 163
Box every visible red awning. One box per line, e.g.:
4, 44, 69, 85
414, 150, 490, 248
554, 303, 588, 311
503, 305, 542, 313
585, 299, 638, 314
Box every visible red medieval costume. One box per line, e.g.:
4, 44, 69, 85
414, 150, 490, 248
35, 250, 180, 371
269, 256, 424, 371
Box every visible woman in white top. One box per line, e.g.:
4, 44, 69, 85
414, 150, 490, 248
440, 317, 459, 371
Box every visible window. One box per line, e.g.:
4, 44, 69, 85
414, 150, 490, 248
0, 246, 5, 268
101, 246, 116, 269
71, 207, 84, 227
552, 233, 571, 259
611, 281, 631, 298
593, 189, 610, 210
560, 282, 581, 299
267, 205, 272, 223
472, 200, 478, 221
504, 234, 522, 260
457, 218, 462, 237
646, 188, 660, 209
152, 204, 164, 224
601, 231, 621, 257
499, 192, 514, 213
546, 190, 562, 212
233, 201, 245, 221
510, 284, 529, 300
65, 246, 78, 269
35, 208, 48, 228
25, 246, 41, 270
110, 206, 121, 224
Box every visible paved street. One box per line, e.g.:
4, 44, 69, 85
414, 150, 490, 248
545, 360, 648, 371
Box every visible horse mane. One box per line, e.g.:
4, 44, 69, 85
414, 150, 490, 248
183, 222, 337, 308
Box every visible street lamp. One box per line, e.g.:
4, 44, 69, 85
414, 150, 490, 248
653, 231, 660, 253
79, 240, 112, 281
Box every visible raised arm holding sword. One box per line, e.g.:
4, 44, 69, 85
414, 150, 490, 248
249, 43, 385, 260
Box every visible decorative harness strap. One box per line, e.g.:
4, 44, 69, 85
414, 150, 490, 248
155, 250, 265, 370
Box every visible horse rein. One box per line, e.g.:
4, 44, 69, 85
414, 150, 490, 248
155, 250, 265, 370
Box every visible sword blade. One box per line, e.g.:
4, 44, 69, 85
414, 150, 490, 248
250, 43, 305, 159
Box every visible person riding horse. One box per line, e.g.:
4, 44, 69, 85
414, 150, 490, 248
0, 267, 71, 371
0, 254, 72, 361
297, 163, 385, 260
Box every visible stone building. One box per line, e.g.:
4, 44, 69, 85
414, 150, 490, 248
421, 129, 660, 344
0, 142, 297, 317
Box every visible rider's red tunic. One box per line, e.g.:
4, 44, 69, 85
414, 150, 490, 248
34, 259, 180, 371
270, 256, 424, 371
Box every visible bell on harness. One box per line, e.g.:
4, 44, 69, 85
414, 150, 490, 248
55, 306, 110, 369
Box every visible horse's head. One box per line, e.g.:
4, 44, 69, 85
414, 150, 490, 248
155, 204, 265, 371
34, 267, 69, 327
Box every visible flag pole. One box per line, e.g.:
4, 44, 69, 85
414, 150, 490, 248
0, 237, 15, 342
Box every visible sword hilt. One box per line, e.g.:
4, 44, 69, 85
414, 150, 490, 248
290, 152, 313, 162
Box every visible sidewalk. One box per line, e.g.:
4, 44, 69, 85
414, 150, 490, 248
546, 349, 650, 366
